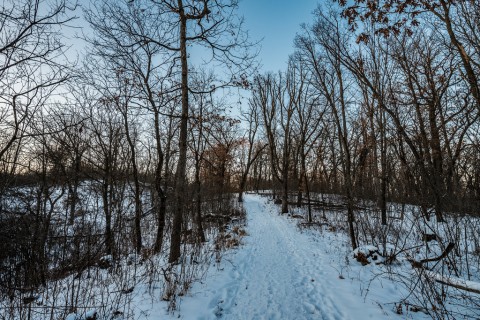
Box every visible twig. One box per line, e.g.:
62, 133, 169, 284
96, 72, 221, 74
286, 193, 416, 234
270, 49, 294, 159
408, 242, 455, 269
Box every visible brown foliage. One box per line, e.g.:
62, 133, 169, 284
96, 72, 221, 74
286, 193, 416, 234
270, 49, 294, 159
334, 0, 455, 42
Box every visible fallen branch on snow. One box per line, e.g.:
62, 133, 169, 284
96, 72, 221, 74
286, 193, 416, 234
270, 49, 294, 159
424, 271, 480, 295
406, 242, 480, 294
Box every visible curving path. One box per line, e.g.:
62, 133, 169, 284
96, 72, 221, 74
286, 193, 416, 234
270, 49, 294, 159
172, 194, 391, 320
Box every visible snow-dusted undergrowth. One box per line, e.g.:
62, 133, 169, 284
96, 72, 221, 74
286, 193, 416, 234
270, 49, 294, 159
2, 189, 479, 319
161, 193, 480, 319
0, 181, 247, 320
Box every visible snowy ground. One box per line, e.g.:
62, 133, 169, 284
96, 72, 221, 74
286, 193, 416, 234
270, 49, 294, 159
143, 193, 417, 319
4, 186, 479, 319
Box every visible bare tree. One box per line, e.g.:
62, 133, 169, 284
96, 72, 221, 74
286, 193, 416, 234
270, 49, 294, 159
0, 0, 76, 192
289, 53, 325, 222
83, 86, 128, 258
237, 100, 267, 202
254, 73, 295, 214
154, 0, 256, 263
85, 0, 255, 262
296, 10, 358, 249
334, 0, 480, 109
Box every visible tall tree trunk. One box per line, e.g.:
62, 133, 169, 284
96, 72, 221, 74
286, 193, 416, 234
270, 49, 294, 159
379, 109, 387, 226
169, 0, 188, 263
438, 0, 480, 108
281, 170, 288, 213
153, 109, 166, 253
103, 158, 114, 257
194, 162, 205, 243
428, 103, 445, 222
301, 154, 312, 223
193, 98, 205, 243
345, 173, 358, 250
297, 158, 304, 208
68, 152, 81, 225
153, 163, 166, 253
281, 110, 291, 214
238, 175, 246, 202
123, 111, 142, 253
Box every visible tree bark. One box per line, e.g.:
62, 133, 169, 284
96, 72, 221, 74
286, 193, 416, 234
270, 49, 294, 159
169, 0, 189, 263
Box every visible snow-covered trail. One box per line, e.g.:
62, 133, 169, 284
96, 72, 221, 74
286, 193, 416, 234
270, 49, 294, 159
210, 194, 345, 319
169, 194, 391, 319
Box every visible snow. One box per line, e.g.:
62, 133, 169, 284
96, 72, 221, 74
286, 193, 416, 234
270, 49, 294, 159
426, 271, 480, 294
65, 310, 96, 320
153, 194, 403, 319
5, 191, 477, 319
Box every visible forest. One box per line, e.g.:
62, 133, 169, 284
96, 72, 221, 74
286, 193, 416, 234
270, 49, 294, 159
1, 0, 480, 319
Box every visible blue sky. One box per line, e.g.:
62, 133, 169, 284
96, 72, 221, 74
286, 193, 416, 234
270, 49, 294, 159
71, 1, 320, 74
237, 0, 319, 73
